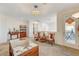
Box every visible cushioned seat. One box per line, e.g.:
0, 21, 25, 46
9, 38, 38, 56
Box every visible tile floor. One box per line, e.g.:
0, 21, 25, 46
38, 42, 79, 56
1, 39, 79, 56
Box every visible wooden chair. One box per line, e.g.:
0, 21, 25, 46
46, 33, 55, 45
39, 32, 47, 42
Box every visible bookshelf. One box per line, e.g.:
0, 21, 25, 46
20, 25, 27, 38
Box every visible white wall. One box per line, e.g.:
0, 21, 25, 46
0, 15, 7, 43
39, 14, 57, 32
45, 14, 57, 32
28, 21, 34, 38
0, 15, 27, 44
28, 14, 57, 38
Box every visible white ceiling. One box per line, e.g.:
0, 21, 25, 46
0, 3, 79, 19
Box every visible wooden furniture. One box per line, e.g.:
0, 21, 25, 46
19, 46, 39, 56
9, 42, 13, 56
34, 32, 47, 42
9, 45, 39, 56
8, 25, 27, 40
34, 33, 39, 41
34, 32, 55, 45
39, 32, 47, 42
20, 32, 26, 38
47, 33, 55, 45
20, 25, 27, 38
9, 32, 19, 39
9, 39, 38, 56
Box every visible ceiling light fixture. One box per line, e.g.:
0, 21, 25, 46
72, 12, 79, 18
32, 5, 40, 16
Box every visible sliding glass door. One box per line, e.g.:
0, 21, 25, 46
65, 17, 76, 44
